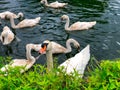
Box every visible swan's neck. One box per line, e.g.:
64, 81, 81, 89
10, 16, 18, 29
65, 39, 80, 53
20, 44, 36, 73
65, 40, 72, 53
44, 0, 50, 6
46, 50, 53, 72
26, 45, 36, 62
46, 43, 53, 72
65, 17, 70, 30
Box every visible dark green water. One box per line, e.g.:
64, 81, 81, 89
0, 0, 120, 64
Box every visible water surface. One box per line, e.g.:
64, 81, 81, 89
0, 0, 120, 64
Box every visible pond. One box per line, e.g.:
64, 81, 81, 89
0, 0, 120, 64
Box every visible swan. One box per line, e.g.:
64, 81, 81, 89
39, 40, 90, 77
7, 15, 41, 29
0, 26, 15, 45
61, 15, 96, 31
0, 11, 23, 19
59, 45, 90, 77
39, 38, 80, 54
1, 43, 42, 74
40, 0, 68, 8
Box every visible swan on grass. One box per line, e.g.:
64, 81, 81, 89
61, 15, 96, 31
0, 11, 23, 19
39, 40, 90, 77
39, 38, 80, 54
1, 43, 42, 74
0, 26, 15, 45
40, 0, 68, 8
7, 15, 41, 29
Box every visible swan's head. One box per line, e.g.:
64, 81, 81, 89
39, 40, 52, 54
18, 12, 24, 18
61, 15, 69, 20
68, 38, 80, 50
40, 0, 46, 4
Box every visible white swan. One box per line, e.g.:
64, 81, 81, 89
59, 45, 90, 77
0, 11, 23, 19
7, 15, 41, 29
39, 40, 90, 77
0, 26, 15, 45
1, 43, 42, 74
61, 15, 96, 31
39, 38, 80, 54
40, 0, 68, 8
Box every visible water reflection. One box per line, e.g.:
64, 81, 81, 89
0, 0, 120, 64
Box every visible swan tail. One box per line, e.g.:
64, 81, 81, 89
64, 3, 68, 5
36, 17, 41, 22
90, 21, 96, 26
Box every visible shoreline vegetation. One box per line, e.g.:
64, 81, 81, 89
0, 56, 120, 89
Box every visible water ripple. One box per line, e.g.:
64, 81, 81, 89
0, 0, 120, 62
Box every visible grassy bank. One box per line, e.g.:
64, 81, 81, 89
0, 56, 120, 89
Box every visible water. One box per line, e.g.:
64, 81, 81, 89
0, 0, 120, 64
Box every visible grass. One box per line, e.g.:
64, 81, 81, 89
0, 56, 120, 89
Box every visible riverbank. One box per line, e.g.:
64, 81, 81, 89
0, 56, 119, 89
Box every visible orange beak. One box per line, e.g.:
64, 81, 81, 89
39, 46, 47, 54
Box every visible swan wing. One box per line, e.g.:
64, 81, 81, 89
1, 59, 35, 73
6, 30, 14, 45
51, 42, 66, 54
0, 59, 27, 72
49, 1, 66, 8
69, 21, 96, 30
11, 59, 28, 67
50, 1, 59, 5
0, 11, 16, 19
17, 19, 39, 28
69, 22, 83, 30
59, 45, 90, 76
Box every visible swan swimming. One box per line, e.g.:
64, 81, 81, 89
0, 26, 15, 45
7, 15, 41, 29
40, 0, 68, 8
61, 15, 96, 31
0, 11, 23, 19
